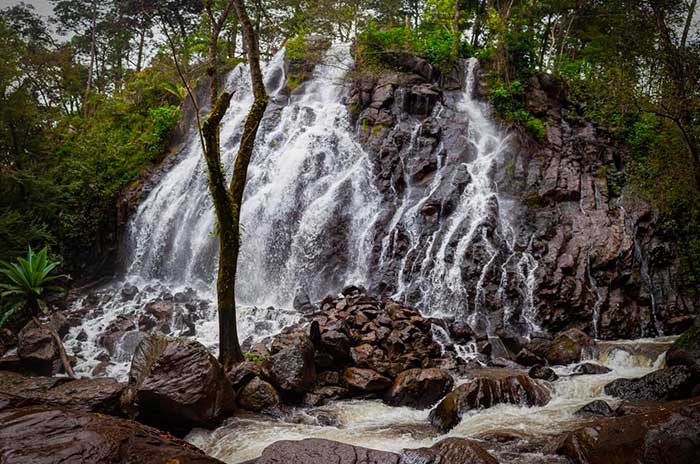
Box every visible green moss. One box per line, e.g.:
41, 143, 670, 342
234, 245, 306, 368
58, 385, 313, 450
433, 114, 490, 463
243, 352, 269, 363
675, 326, 700, 348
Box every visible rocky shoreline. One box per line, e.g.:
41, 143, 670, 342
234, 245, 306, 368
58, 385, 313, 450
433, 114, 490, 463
1, 287, 699, 463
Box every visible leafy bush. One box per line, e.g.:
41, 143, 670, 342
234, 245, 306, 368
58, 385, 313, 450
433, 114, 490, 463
488, 80, 545, 141
0, 246, 67, 328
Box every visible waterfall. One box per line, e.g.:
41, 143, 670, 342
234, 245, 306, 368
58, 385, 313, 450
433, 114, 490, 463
65, 49, 541, 378
377, 58, 539, 336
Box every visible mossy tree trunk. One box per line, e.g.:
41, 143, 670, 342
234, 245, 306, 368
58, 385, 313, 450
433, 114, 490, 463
199, 0, 268, 369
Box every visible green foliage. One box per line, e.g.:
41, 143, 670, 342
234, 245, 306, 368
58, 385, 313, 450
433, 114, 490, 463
488, 80, 545, 141
0, 246, 67, 328
357, 22, 471, 73
243, 351, 269, 363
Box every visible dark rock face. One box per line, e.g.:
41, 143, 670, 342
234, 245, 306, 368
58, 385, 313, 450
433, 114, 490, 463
604, 366, 700, 401
528, 365, 559, 381
574, 400, 615, 417
16, 322, 61, 376
429, 368, 551, 432
123, 335, 235, 436
0, 405, 223, 464
0, 371, 124, 415
253, 438, 401, 464
237, 376, 280, 412
552, 397, 700, 464
349, 55, 698, 339
402, 438, 498, 464
383, 368, 453, 409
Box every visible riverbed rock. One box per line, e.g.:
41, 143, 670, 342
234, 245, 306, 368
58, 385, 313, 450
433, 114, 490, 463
237, 376, 280, 412
574, 400, 615, 417
0, 371, 124, 415
603, 365, 700, 401
528, 365, 559, 381
666, 325, 700, 368
545, 329, 591, 365
551, 397, 700, 464
16, 321, 61, 376
343, 367, 392, 392
269, 336, 316, 394
429, 368, 551, 432
383, 368, 453, 409
254, 438, 401, 464
123, 335, 235, 436
0, 405, 223, 463
402, 437, 498, 464
572, 363, 612, 375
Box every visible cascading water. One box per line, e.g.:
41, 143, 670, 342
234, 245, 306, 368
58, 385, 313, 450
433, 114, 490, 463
375, 58, 539, 336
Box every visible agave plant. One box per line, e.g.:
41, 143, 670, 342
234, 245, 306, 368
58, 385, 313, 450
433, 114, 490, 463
0, 246, 68, 328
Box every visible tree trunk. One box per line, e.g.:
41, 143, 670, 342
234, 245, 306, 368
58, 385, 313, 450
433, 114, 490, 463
83, 0, 98, 116
136, 29, 146, 72
214, 0, 268, 369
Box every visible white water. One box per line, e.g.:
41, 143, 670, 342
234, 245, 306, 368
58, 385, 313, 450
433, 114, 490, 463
187, 343, 669, 463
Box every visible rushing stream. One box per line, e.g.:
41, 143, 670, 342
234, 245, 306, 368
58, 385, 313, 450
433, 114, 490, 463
186, 338, 672, 463
58, 44, 680, 463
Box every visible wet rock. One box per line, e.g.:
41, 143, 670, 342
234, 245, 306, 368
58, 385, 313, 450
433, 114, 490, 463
402, 437, 498, 464
551, 397, 700, 464
16, 321, 61, 376
123, 335, 235, 436
293, 290, 316, 314
666, 325, 700, 368
0, 405, 223, 463
572, 363, 612, 376
528, 365, 559, 381
120, 284, 139, 301
254, 438, 401, 464
302, 386, 350, 406
574, 400, 615, 417
383, 368, 453, 409
429, 368, 551, 432
515, 348, 546, 367
343, 367, 392, 392
545, 329, 591, 365
237, 377, 280, 412
320, 330, 352, 361
604, 366, 700, 401
0, 371, 124, 415
269, 336, 316, 394
48, 312, 70, 338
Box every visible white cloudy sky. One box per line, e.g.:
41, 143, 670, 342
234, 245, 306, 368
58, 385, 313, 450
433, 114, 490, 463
0, 0, 53, 17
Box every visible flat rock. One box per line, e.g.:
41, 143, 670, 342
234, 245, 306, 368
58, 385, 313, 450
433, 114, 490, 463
0, 405, 222, 463
402, 437, 498, 464
604, 366, 700, 401
253, 438, 401, 464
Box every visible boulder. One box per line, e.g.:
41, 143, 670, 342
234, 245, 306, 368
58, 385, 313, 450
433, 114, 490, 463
254, 438, 400, 464
343, 367, 392, 392
545, 329, 591, 365
528, 365, 559, 382
402, 437, 498, 464
123, 335, 235, 436
551, 398, 700, 464
574, 400, 615, 417
604, 366, 700, 401
429, 368, 551, 432
515, 348, 546, 367
572, 363, 612, 376
237, 376, 280, 412
17, 322, 61, 376
383, 368, 453, 409
0, 405, 223, 463
269, 336, 316, 394
302, 386, 350, 407
666, 325, 700, 368
0, 371, 124, 415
